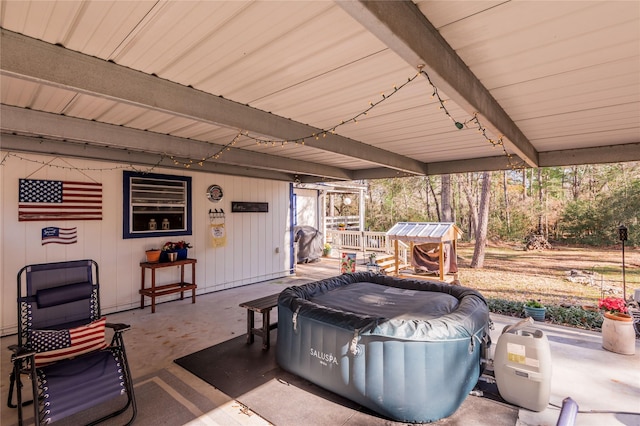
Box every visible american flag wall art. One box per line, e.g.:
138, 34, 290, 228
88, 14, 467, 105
18, 179, 102, 221
41, 227, 78, 245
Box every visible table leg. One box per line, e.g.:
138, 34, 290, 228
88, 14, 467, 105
191, 262, 196, 304
151, 269, 156, 314
178, 264, 184, 300
263, 309, 271, 350
247, 310, 255, 344
140, 267, 146, 309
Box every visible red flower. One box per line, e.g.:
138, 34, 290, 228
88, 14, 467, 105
162, 240, 192, 251
598, 297, 628, 314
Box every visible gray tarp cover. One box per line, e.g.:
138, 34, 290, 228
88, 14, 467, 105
294, 225, 323, 263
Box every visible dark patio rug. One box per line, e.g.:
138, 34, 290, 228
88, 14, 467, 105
174, 333, 518, 425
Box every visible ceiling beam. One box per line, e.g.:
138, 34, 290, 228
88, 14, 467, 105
0, 134, 298, 181
353, 155, 519, 179
0, 105, 353, 181
337, 0, 539, 168
348, 141, 640, 179
0, 28, 427, 176
539, 143, 640, 167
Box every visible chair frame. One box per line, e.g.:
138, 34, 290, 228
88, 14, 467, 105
7, 259, 137, 425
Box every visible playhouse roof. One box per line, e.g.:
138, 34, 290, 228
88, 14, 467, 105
386, 222, 462, 244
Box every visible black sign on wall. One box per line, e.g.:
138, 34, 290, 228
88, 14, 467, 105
231, 202, 269, 213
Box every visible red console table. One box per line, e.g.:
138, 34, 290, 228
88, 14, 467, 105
139, 258, 197, 313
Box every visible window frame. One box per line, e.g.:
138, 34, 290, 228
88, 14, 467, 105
123, 171, 192, 239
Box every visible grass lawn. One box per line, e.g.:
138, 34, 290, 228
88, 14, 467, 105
455, 242, 640, 309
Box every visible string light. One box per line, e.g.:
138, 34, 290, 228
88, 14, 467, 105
170, 131, 242, 169
460, 114, 525, 169
0, 152, 166, 173
243, 71, 423, 148
3, 65, 521, 173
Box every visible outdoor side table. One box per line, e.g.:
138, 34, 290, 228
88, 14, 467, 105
140, 258, 197, 313
239, 293, 280, 350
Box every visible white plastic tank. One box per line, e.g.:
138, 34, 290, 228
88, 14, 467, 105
493, 318, 552, 412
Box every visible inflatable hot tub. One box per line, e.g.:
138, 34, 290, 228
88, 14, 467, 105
276, 272, 490, 423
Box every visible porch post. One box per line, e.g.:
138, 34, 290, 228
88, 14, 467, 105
438, 241, 445, 280
394, 239, 399, 275
319, 190, 327, 244
359, 188, 365, 231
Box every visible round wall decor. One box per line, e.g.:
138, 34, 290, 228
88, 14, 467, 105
206, 184, 223, 202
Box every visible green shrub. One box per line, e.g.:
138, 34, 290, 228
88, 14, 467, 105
525, 299, 544, 308
487, 298, 603, 331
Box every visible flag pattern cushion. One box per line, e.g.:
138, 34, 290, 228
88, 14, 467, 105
30, 317, 108, 367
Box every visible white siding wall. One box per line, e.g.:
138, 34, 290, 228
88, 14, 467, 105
0, 152, 292, 335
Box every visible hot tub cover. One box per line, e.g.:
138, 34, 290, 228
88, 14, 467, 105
276, 272, 490, 423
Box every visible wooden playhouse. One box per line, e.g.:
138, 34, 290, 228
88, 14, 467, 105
385, 222, 463, 281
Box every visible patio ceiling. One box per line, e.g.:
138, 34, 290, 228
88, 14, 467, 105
1, 1, 639, 183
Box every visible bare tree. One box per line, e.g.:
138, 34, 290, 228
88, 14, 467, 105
471, 171, 492, 268
537, 168, 544, 235
460, 173, 479, 239
428, 177, 441, 222
441, 174, 453, 222
503, 171, 511, 234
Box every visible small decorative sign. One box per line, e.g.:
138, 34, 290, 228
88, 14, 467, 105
206, 184, 223, 202
340, 252, 357, 274
231, 202, 268, 213
42, 227, 78, 245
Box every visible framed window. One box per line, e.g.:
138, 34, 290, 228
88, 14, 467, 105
123, 171, 192, 239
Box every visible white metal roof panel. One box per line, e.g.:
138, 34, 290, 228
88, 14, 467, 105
1, 0, 638, 181
386, 222, 462, 243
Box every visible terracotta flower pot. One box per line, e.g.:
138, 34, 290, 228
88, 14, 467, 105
145, 250, 161, 263
602, 313, 635, 355
603, 311, 633, 322
581, 305, 598, 312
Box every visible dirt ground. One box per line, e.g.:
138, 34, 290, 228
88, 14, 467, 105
454, 242, 640, 307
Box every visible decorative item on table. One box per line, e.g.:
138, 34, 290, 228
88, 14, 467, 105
599, 296, 635, 355
145, 248, 161, 263
161, 218, 170, 230
322, 243, 332, 257
161, 240, 192, 262
523, 299, 546, 322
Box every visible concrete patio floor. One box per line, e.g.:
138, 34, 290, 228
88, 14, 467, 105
2, 258, 639, 425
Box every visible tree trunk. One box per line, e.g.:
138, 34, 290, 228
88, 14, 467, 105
424, 177, 431, 219
441, 174, 453, 222
537, 168, 543, 234
471, 171, 491, 268
460, 173, 478, 238
503, 171, 510, 234
428, 177, 441, 222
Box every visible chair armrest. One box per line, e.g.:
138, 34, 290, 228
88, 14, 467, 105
106, 322, 131, 332
8, 344, 36, 361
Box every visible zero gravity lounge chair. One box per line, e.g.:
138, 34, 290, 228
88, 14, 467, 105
7, 259, 137, 425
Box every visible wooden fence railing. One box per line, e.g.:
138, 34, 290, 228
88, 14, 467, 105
325, 230, 408, 266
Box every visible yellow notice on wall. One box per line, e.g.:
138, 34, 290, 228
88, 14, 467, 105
210, 223, 226, 247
